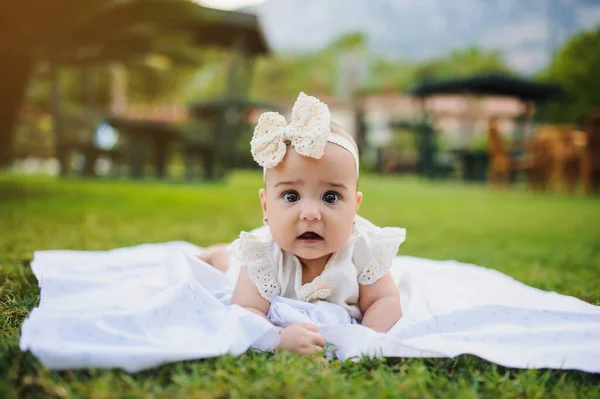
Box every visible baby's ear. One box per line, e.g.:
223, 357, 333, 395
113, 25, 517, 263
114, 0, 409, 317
259, 188, 267, 216
356, 191, 363, 211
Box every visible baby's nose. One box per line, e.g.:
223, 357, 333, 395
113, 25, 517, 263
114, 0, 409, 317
299, 201, 322, 222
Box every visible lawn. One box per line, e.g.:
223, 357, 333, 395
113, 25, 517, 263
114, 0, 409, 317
1, 171, 599, 398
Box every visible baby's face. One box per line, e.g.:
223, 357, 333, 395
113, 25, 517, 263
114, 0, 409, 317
260, 142, 362, 263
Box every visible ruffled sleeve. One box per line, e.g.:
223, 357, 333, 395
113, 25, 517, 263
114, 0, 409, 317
351, 216, 406, 285
228, 230, 281, 302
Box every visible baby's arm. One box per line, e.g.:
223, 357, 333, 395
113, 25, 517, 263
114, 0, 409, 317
231, 265, 271, 318
358, 272, 402, 332
231, 266, 325, 355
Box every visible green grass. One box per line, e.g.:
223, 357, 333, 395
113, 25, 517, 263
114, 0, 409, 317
1, 171, 599, 398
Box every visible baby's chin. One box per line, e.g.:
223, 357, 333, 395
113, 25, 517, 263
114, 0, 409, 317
292, 248, 333, 261
277, 238, 346, 261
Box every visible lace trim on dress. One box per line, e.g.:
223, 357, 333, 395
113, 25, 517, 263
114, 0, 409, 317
354, 225, 407, 285
228, 232, 281, 301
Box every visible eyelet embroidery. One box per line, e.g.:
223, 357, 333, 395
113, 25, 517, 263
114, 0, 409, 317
230, 232, 281, 301
356, 226, 406, 285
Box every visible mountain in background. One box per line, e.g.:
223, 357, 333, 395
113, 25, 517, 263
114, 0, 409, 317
241, 0, 600, 73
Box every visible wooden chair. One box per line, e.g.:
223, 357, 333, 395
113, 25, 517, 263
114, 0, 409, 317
582, 110, 600, 195
525, 129, 553, 192
486, 119, 569, 192
530, 125, 589, 194
487, 118, 512, 188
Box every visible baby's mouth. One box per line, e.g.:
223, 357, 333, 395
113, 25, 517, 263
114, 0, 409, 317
297, 231, 323, 243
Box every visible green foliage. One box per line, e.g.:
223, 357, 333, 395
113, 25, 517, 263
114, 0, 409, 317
364, 59, 416, 92
539, 25, 600, 124
414, 47, 511, 82
363, 47, 511, 94
7, 0, 290, 116
23, 65, 111, 109
126, 64, 198, 104
1, 173, 599, 397
250, 31, 368, 100
17, 0, 207, 106
251, 54, 337, 99
1, 0, 205, 66
326, 32, 368, 53
389, 128, 418, 156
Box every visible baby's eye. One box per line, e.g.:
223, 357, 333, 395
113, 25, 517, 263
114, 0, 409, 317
323, 191, 340, 204
283, 191, 300, 203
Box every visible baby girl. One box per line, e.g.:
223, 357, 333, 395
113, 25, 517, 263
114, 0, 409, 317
201, 93, 406, 355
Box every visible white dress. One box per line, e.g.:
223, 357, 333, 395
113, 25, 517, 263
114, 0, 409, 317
228, 215, 406, 320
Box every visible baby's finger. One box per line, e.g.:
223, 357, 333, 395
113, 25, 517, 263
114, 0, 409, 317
311, 332, 326, 347
301, 344, 323, 356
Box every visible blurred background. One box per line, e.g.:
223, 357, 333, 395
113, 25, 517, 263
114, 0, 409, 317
1, 0, 600, 194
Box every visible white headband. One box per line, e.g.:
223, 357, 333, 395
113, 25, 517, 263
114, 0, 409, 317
250, 92, 359, 177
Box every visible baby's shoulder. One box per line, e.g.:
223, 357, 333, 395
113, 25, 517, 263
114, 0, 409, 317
228, 226, 284, 301
346, 215, 407, 285
349, 215, 406, 248
228, 225, 277, 262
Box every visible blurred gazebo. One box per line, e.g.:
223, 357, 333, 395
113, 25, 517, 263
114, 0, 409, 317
6, 1, 272, 179
99, 6, 273, 180
408, 73, 563, 182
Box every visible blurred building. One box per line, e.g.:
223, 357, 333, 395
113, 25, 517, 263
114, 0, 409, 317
363, 93, 527, 150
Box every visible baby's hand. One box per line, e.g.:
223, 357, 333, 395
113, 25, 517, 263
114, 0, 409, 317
277, 323, 325, 356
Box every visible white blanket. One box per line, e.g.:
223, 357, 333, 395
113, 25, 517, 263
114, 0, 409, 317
20, 242, 600, 373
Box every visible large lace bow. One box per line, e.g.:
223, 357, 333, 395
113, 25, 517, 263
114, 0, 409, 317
250, 92, 331, 168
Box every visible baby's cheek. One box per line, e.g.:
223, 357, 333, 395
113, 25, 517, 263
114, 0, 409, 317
270, 226, 289, 245
330, 221, 354, 250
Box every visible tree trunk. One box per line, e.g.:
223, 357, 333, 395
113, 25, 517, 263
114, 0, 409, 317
110, 63, 127, 115
50, 64, 68, 176
0, 51, 34, 167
